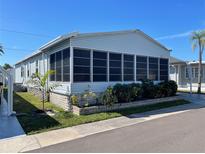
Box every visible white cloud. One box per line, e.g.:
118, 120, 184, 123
156, 31, 192, 40
156, 28, 205, 40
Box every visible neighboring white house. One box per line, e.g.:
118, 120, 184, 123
170, 56, 205, 92
15, 29, 171, 110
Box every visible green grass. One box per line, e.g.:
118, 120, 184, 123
14, 92, 190, 135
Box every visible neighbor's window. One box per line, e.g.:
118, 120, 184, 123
195, 67, 199, 78
27, 63, 30, 77
160, 58, 168, 81
136, 56, 147, 80
149, 57, 158, 80
74, 48, 91, 82
35, 60, 39, 73
109, 53, 122, 81
93, 51, 107, 82
21, 66, 25, 77
123, 54, 134, 81
185, 67, 189, 78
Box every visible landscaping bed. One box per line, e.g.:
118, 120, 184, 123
72, 95, 182, 115
14, 92, 190, 135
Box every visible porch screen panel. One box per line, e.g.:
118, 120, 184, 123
109, 53, 122, 81
124, 54, 134, 81
63, 48, 70, 82
74, 49, 91, 82
56, 51, 62, 81
160, 58, 168, 81
149, 57, 158, 80
136, 56, 147, 80
50, 53, 55, 81
93, 51, 107, 82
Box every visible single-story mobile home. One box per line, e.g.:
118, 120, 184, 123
15, 29, 171, 110
170, 56, 205, 92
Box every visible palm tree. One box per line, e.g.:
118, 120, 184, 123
191, 30, 205, 93
0, 44, 4, 55
27, 70, 58, 111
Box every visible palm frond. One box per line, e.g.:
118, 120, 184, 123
42, 70, 55, 87
0, 45, 4, 55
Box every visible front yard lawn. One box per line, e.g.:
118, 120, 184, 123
14, 92, 190, 135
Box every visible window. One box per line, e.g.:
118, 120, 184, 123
63, 48, 70, 82
50, 53, 56, 81
123, 54, 134, 81
27, 63, 30, 77
136, 56, 147, 80
195, 67, 199, 78
149, 57, 158, 80
160, 58, 168, 81
21, 66, 25, 77
186, 67, 202, 79
35, 60, 39, 73
185, 67, 189, 78
49, 48, 70, 82
56, 51, 62, 81
93, 51, 107, 82
109, 53, 122, 81
74, 48, 90, 82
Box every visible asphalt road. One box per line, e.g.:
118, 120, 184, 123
29, 106, 205, 153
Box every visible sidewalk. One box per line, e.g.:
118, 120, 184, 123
0, 101, 25, 140
0, 101, 203, 153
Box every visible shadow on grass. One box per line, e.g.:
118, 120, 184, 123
14, 93, 60, 134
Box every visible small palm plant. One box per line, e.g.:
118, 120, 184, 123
27, 70, 59, 111
0, 44, 4, 55
191, 30, 205, 93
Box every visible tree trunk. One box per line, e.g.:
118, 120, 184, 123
197, 45, 202, 94
42, 89, 45, 111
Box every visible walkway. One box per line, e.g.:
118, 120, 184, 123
178, 92, 205, 105
0, 101, 25, 139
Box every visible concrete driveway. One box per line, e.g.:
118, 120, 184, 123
29, 99, 205, 153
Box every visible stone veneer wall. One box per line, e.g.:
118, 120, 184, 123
27, 87, 49, 101
49, 92, 71, 111
72, 96, 182, 115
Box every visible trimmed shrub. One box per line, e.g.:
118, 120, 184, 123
129, 83, 142, 100
157, 80, 178, 97
141, 80, 158, 99
100, 86, 118, 107
168, 80, 178, 96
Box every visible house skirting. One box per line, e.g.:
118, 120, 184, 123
49, 92, 71, 111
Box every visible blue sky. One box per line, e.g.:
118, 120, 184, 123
0, 0, 205, 65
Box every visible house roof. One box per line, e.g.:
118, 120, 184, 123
170, 56, 186, 64
15, 29, 171, 65
170, 56, 205, 65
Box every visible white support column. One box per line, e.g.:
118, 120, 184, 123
134, 55, 136, 82
178, 64, 181, 85
147, 57, 149, 79
70, 47, 74, 83
121, 54, 124, 82
90, 50, 93, 82
158, 58, 160, 81
107, 52, 109, 82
